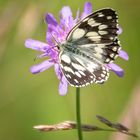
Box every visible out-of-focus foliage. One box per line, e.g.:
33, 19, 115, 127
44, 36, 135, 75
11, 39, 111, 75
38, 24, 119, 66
0, 0, 140, 140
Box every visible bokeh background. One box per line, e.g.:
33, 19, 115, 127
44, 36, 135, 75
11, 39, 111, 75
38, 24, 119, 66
0, 0, 140, 140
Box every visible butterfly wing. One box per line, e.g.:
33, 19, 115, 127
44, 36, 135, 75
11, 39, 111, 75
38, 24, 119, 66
59, 51, 109, 87
67, 8, 121, 64
59, 8, 121, 87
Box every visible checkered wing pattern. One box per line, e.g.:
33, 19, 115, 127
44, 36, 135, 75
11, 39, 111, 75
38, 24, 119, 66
59, 8, 121, 87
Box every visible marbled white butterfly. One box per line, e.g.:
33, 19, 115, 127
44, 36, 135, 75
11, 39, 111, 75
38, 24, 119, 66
58, 8, 121, 87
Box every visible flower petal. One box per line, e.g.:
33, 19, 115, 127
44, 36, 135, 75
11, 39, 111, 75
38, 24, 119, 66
54, 64, 62, 80
117, 26, 123, 34
25, 39, 50, 52
45, 13, 58, 26
60, 6, 74, 32
107, 63, 124, 77
74, 8, 80, 23
59, 75, 68, 96
81, 2, 92, 19
46, 31, 54, 46
30, 60, 54, 74
46, 13, 65, 42
60, 6, 72, 20
54, 64, 68, 95
119, 50, 129, 61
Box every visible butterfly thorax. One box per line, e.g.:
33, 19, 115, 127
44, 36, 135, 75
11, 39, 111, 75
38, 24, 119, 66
59, 41, 108, 65
60, 41, 92, 60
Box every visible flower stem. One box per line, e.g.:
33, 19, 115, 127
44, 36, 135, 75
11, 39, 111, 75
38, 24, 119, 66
76, 87, 83, 140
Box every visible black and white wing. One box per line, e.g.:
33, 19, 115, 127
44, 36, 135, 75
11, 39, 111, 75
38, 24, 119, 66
67, 8, 121, 64
60, 51, 109, 87
59, 8, 121, 87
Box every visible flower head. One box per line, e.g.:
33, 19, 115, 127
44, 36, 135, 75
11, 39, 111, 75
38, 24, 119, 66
25, 2, 128, 95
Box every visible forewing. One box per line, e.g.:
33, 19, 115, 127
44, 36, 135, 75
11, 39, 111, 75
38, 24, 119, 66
66, 8, 121, 64
59, 51, 109, 87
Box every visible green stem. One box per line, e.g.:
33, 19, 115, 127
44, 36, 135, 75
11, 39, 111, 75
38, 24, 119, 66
76, 87, 83, 140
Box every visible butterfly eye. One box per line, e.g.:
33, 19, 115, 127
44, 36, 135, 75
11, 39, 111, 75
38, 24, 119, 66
56, 45, 60, 50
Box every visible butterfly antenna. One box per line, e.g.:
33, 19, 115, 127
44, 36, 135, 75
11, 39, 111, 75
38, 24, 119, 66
34, 54, 42, 61
50, 32, 61, 50
34, 55, 39, 61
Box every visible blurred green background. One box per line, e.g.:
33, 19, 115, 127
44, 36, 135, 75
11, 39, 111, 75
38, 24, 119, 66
0, 0, 140, 140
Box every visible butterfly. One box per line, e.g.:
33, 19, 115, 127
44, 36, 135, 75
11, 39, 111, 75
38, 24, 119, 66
58, 8, 121, 87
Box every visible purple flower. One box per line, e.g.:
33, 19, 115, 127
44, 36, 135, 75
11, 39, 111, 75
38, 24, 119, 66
25, 2, 128, 95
